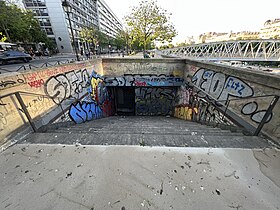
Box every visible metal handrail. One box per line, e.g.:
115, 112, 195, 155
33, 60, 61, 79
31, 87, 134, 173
0, 91, 66, 132
191, 85, 279, 136
0, 90, 89, 133
0, 59, 76, 74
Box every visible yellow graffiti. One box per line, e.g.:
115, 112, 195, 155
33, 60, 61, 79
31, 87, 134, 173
174, 106, 198, 121
90, 77, 102, 101
172, 69, 183, 77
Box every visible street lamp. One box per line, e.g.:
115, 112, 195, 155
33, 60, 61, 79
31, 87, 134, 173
62, 0, 79, 61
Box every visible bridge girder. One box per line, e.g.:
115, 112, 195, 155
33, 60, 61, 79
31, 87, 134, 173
162, 39, 280, 61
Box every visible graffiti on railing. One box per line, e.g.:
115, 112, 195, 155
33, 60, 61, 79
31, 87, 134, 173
69, 70, 114, 124
44, 69, 90, 104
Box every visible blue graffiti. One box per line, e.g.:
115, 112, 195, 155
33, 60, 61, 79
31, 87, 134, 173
87, 71, 103, 96
69, 101, 102, 124
225, 77, 246, 96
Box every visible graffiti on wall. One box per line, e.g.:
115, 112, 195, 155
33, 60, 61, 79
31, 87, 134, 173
44, 69, 90, 104
174, 84, 198, 121
104, 74, 184, 87
174, 68, 273, 125
0, 75, 25, 90
192, 68, 254, 102
17, 95, 54, 116
111, 62, 184, 75
241, 101, 272, 123
69, 70, 114, 124
135, 87, 176, 115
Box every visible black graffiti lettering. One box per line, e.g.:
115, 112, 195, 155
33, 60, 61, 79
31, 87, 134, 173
105, 74, 183, 87
45, 69, 90, 104
135, 87, 176, 115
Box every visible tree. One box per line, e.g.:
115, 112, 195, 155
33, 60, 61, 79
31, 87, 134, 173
0, 1, 52, 48
114, 30, 128, 50
80, 27, 109, 51
0, 32, 7, 42
125, 0, 177, 52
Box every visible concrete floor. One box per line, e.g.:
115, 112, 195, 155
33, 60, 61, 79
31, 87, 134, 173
0, 144, 279, 210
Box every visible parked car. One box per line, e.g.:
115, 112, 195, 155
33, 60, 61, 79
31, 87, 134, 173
0, 50, 32, 65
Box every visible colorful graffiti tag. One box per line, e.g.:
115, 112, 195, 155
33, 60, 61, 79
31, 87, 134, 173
191, 68, 254, 102
69, 101, 102, 124
174, 68, 273, 125
135, 87, 176, 115
69, 70, 114, 124
44, 69, 90, 104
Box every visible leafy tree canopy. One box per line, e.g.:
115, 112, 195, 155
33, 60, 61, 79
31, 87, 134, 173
0, 1, 51, 46
0, 32, 7, 42
80, 27, 110, 48
125, 0, 177, 51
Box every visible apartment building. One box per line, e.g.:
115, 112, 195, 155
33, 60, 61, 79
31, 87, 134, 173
22, 0, 122, 53
260, 19, 280, 39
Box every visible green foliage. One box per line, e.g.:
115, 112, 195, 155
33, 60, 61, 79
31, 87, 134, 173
158, 43, 174, 50
125, 0, 177, 51
0, 1, 51, 45
80, 27, 110, 48
114, 30, 127, 50
0, 32, 7, 42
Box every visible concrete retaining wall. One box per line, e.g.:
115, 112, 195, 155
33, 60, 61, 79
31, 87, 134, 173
0, 59, 103, 145
177, 59, 280, 143
102, 58, 186, 77
1, 57, 280, 145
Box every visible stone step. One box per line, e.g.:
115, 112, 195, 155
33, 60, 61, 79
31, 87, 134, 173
59, 125, 226, 130
45, 128, 242, 136
44, 120, 202, 131
21, 133, 271, 149
62, 125, 222, 131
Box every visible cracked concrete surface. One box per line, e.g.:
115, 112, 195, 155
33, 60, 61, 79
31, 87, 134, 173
0, 144, 279, 210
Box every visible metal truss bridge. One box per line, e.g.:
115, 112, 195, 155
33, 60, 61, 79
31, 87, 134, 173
161, 39, 280, 61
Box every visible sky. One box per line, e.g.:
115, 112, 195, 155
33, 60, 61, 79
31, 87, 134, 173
106, 0, 280, 44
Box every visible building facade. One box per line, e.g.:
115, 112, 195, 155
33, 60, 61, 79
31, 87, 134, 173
260, 19, 280, 39
22, 0, 122, 53
196, 18, 280, 44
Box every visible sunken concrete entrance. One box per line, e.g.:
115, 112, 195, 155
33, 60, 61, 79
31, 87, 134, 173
114, 87, 135, 116
105, 75, 184, 116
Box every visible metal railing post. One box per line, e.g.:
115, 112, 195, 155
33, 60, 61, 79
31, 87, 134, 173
222, 100, 230, 121
254, 96, 279, 136
15, 92, 37, 132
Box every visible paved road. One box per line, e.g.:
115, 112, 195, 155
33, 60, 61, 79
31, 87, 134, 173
0, 54, 77, 74
0, 52, 157, 74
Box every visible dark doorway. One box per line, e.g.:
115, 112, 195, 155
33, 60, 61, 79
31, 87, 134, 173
114, 87, 135, 115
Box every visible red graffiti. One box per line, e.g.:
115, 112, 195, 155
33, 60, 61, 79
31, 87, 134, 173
28, 79, 44, 88
101, 100, 114, 117
134, 81, 147, 86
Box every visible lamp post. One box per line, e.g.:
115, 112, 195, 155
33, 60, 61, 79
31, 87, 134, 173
62, 0, 79, 61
